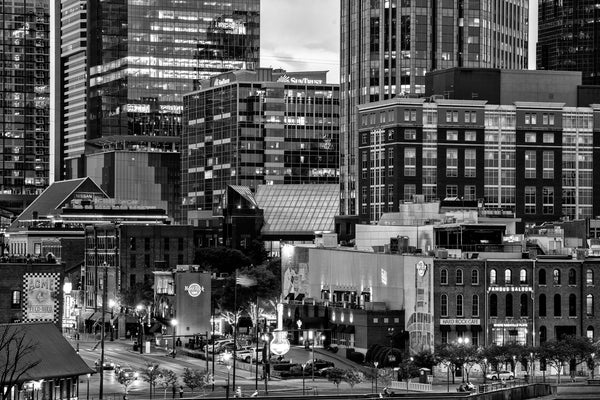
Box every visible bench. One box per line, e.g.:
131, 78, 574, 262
586, 379, 600, 385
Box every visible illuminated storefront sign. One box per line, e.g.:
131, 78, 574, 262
493, 322, 528, 327
185, 283, 204, 297
23, 273, 60, 322
159, 104, 182, 114
126, 104, 150, 113
488, 286, 532, 292
440, 319, 481, 325
214, 78, 231, 86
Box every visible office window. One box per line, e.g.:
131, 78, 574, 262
554, 294, 561, 316
456, 269, 463, 285
361, 133, 369, 144
542, 113, 555, 125
543, 151, 554, 179
543, 133, 554, 143
524, 151, 536, 179
568, 269, 576, 285
441, 294, 448, 316
404, 129, 416, 140
465, 111, 476, 123
178, 238, 184, 251
387, 185, 394, 204
130, 254, 136, 269
490, 269, 497, 284
446, 149, 458, 177
164, 238, 170, 251
144, 254, 150, 268
447, 130, 458, 141
525, 187, 536, 214
464, 186, 476, 201
506, 293, 513, 317
404, 148, 416, 176
465, 149, 476, 177
539, 269, 546, 285
520, 293, 528, 317
543, 187, 554, 215
446, 185, 458, 198
11, 291, 20, 308
441, 268, 448, 285
539, 294, 546, 316
471, 269, 479, 285
504, 269, 512, 284
456, 294, 464, 316
525, 132, 536, 143
465, 131, 476, 141
587, 295, 594, 316
587, 269, 594, 285
525, 113, 537, 124
129, 237, 136, 250
388, 148, 394, 167
472, 295, 479, 317
404, 184, 416, 202
144, 238, 150, 251
441, 330, 448, 344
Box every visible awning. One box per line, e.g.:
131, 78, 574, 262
440, 325, 451, 332
346, 325, 355, 334
284, 293, 294, 300
471, 325, 482, 332
337, 324, 347, 333
295, 293, 305, 301
456, 325, 468, 332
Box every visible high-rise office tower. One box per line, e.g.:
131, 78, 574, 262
537, 1, 600, 85
51, 0, 259, 220
0, 0, 50, 216
339, 0, 529, 216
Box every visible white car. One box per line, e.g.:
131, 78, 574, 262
236, 347, 263, 363
486, 370, 515, 380
204, 339, 234, 354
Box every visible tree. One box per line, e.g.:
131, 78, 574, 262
182, 368, 212, 396
344, 369, 364, 393
243, 239, 268, 266
412, 350, 436, 371
141, 362, 161, 399
194, 247, 251, 275
120, 281, 154, 309
156, 369, 178, 399
0, 326, 41, 400
538, 340, 574, 383
118, 374, 135, 397
327, 367, 346, 394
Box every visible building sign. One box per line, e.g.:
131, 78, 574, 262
493, 322, 528, 327
159, 104, 182, 114
185, 283, 204, 297
440, 319, 481, 325
488, 286, 532, 292
23, 273, 60, 323
406, 257, 434, 355
126, 104, 150, 113
276, 74, 323, 85
214, 78, 231, 87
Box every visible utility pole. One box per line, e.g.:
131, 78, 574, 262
99, 262, 108, 400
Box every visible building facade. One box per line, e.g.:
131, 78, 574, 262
181, 68, 339, 224
52, 0, 260, 219
537, 0, 600, 85
357, 97, 600, 229
339, 0, 529, 215
0, 0, 51, 215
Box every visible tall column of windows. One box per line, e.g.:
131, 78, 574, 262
422, 104, 438, 201
561, 110, 593, 219
484, 107, 516, 210
369, 129, 385, 222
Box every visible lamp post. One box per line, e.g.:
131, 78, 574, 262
302, 363, 307, 396
86, 374, 90, 400
374, 361, 379, 393
592, 353, 596, 379
483, 358, 488, 384
261, 332, 271, 394
136, 304, 144, 354
530, 352, 535, 382
171, 319, 178, 358
108, 299, 115, 341
457, 337, 470, 383
223, 353, 232, 400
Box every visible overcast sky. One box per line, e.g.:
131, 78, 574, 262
260, 0, 538, 83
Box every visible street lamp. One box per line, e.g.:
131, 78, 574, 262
136, 304, 144, 354
483, 358, 488, 384
457, 337, 470, 383
374, 361, 379, 393
223, 353, 232, 400
171, 319, 178, 358
261, 332, 271, 394
86, 374, 90, 400
108, 299, 115, 341
302, 362, 307, 396
530, 352, 535, 382
592, 353, 596, 379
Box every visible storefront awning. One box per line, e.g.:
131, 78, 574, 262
456, 325, 467, 332
440, 325, 451, 332
471, 325, 482, 332
295, 293, 305, 301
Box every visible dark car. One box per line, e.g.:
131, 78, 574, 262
95, 358, 115, 371
304, 359, 334, 375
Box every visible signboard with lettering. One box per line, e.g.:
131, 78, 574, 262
176, 272, 211, 334
440, 319, 481, 325
276, 74, 324, 85
23, 273, 60, 323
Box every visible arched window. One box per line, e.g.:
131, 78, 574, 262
441, 294, 448, 316
456, 269, 463, 285
554, 294, 562, 316
472, 295, 479, 317
504, 269, 512, 284
490, 269, 497, 284
539, 326, 547, 343
519, 269, 527, 284
587, 326, 594, 340
520, 293, 528, 316
506, 293, 513, 317
553, 269, 561, 285
471, 269, 479, 285
569, 294, 577, 317
457, 294, 464, 316
441, 269, 448, 285
587, 294, 594, 317
587, 269, 594, 285
568, 269, 576, 285
539, 294, 546, 317
539, 269, 546, 285
490, 294, 498, 317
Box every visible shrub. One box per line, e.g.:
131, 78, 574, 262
348, 351, 365, 364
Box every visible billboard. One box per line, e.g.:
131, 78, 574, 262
175, 272, 211, 335
23, 273, 60, 323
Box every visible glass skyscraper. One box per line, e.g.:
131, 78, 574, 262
181, 68, 339, 224
52, 0, 259, 220
0, 0, 50, 215
340, 0, 529, 216
537, 0, 600, 85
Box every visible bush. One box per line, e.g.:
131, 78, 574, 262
328, 345, 339, 353
272, 363, 298, 372
348, 351, 365, 364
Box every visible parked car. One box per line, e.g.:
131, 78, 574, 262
315, 366, 335, 377
204, 339, 234, 354
485, 370, 515, 380
304, 359, 334, 375
118, 367, 139, 380
236, 347, 263, 363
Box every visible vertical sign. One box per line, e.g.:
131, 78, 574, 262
23, 273, 60, 323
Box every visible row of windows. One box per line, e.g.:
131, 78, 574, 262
129, 237, 185, 251
441, 293, 596, 318
440, 267, 594, 286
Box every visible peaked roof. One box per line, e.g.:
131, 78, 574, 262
0, 323, 94, 384
9, 178, 108, 231
229, 185, 259, 208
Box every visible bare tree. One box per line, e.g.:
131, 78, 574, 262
156, 369, 178, 400
141, 362, 160, 399
0, 325, 41, 400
